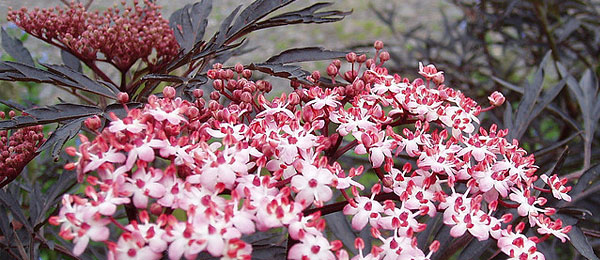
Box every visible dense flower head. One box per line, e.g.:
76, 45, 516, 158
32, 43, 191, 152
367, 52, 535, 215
53, 43, 571, 259
0, 111, 44, 188
7, 0, 179, 70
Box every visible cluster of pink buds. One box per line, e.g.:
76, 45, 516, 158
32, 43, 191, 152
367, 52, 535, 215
53, 41, 571, 260
7, 0, 179, 70
207, 63, 273, 113
0, 111, 44, 188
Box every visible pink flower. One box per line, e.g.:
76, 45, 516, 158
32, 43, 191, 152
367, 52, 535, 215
109, 232, 162, 260
83, 148, 126, 173
488, 91, 505, 106
125, 138, 168, 170
540, 174, 571, 201
343, 191, 384, 230
291, 164, 334, 206
145, 106, 187, 125
50, 195, 111, 256
418, 62, 443, 79
288, 234, 335, 260
124, 167, 166, 208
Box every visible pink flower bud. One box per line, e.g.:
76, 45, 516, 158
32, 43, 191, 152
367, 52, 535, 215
333, 59, 341, 68
374, 40, 384, 50
311, 71, 321, 81
193, 89, 203, 98
210, 91, 220, 100
345, 52, 357, 63
234, 63, 244, 73
163, 86, 176, 99
117, 92, 129, 103
84, 115, 102, 130
488, 91, 505, 106
289, 92, 300, 105
327, 64, 338, 76
213, 79, 224, 91
379, 51, 390, 62
433, 73, 445, 85
242, 69, 252, 79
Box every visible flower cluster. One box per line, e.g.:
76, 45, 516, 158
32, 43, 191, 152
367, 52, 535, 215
52, 42, 571, 259
0, 111, 44, 188
7, 0, 179, 70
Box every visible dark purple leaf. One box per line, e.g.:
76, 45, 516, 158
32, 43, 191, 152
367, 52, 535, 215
1, 61, 54, 81
60, 49, 82, 73
557, 18, 581, 42
324, 211, 358, 255
0, 103, 101, 130
213, 5, 242, 49
0, 206, 12, 243
25, 104, 102, 124
0, 61, 117, 99
35, 170, 76, 228
571, 164, 600, 195
554, 214, 600, 260
37, 117, 88, 160
246, 63, 311, 84
1, 28, 34, 66
255, 2, 351, 29
229, 0, 294, 37
0, 99, 27, 111
141, 74, 189, 83
510, 51, 552, 140
265, 47, 348, 64
43, 64, 118, 98
0, 189, 32, 233
29, 183, 43, 228
457, 238, 493, 259
169, 0, 213, 53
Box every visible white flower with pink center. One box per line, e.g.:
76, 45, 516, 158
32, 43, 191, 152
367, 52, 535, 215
291, 164, 334, 206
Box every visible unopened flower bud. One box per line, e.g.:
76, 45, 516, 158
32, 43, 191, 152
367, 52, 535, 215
234, 63, 244, 73
210, 91, 220, 100
84, 115, 102, 130
374, 40, 384, 50
193, 89, 203, 98
357, 54, 367, 63
327, 64, 338, 76
213, 79, 224, 91
345, 52, 357, 63
366, 58, 375, 68
186, 106, 199, 118
225, 69, 234, 79
379, 51, 390, 62
163, 86, 176, 99
289, 92, 300, 105
333, 59, 341, 68
240, 92, 253, 103
208, 100, 220, 111
117, 92, 129, 103
311, 71, 321, 81
433, 73, 445, 85
242, 69, 252, 79
150, 203, 162, 215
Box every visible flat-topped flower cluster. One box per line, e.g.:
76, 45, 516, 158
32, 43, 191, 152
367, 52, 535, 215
51, 42, 571, 259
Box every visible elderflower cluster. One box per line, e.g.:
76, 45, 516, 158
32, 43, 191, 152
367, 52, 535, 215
0, 111, 44, 188
52, 42, 571, 260
7, 0, 179, 70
